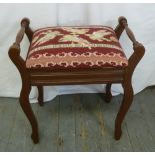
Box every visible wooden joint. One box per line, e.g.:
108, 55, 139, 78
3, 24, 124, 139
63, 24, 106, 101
124, 42, 145, 82
21, 17, 33, 42
21, 18, 30, 28
14, 18, 31, 46
8, 44, 26, 73
8, 44, 20, 58
133, 42, 145, 52
118, 16, 128, 28
115, 16, 127, 39
130, 42, 145, 67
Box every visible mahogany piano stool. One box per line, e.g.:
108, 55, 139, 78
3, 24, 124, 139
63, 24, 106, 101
8, 16, 145, 144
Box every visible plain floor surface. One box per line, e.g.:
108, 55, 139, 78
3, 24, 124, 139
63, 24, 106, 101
0, 87, 155, 152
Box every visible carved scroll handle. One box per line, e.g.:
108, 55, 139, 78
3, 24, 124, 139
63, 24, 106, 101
118, 16, 138, 45
14, 18, 30, 47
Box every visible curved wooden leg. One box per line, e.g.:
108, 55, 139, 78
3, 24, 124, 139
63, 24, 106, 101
105, 83, 112, 103
114, 42, 145, 140
20, 83, 39, 144
37, 86, 44, 106
115, 81, 133, 140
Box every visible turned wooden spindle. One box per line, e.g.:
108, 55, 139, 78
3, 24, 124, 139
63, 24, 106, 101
118, 16, 138, 44
14, 18, 31, 47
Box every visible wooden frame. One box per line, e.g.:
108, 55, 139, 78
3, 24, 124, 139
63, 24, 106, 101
8, 17, 145, 144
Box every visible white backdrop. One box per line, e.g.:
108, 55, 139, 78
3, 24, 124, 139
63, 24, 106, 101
0, 3, 155, 103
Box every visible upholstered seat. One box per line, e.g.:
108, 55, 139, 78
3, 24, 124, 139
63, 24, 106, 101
26, 26, 128, 70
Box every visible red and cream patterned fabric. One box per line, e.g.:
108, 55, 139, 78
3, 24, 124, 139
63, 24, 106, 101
26, 26, 128, 70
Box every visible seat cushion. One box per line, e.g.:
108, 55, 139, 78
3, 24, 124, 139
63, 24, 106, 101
26, 26, 128, 70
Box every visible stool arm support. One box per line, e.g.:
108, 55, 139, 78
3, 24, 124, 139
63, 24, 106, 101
115, 21, 125, 39
8, 18, 34, 72
118, 16, 137, 44
8, 18, 32, 73
114, 17, 145, 140
116, 16, 145, 74
115, 17, 144, 47
13, 18, 31, 47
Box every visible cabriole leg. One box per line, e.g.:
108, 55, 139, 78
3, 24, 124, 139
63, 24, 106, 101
20, 82, 39, 144
114, 81, 133, 140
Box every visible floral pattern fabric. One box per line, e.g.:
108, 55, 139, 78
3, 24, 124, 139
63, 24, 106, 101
26, 26, 128, 70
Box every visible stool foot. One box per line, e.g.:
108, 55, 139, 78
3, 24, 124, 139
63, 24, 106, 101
31, 133, 39, 144
114, 126, 122, 140
20, 82, 39, 145
114, 82, 133, 141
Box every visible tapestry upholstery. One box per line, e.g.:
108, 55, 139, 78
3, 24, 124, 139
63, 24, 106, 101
26, 26, 128, 70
